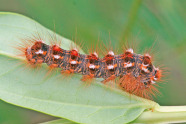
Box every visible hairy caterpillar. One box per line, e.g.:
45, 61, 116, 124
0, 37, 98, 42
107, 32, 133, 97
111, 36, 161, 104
17, 34, 162, 99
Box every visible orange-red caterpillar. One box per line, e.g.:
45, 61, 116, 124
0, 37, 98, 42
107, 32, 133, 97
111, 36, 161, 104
20, 39, 162, 99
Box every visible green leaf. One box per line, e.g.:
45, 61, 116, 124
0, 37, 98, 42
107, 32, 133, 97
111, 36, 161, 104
43, 107, 186, 124
41, 118, 77, 124
0, 12, 158, 124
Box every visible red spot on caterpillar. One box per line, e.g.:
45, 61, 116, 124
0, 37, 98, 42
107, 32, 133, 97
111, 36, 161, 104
123, 49, 133, 59
52, 45, 62, 52
88, 53, 98, 61
71, 49, 78, 57
104, 54, 114, 62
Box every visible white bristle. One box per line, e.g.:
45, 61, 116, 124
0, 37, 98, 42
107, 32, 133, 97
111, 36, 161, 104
35, 49, 44, 54
153, 77, 158, 81
93, 52, 98, 58
89, 64, 95, 69
126, 48, 133, 54
141, 67, 149, 73
151, 81, 156, 84
36, 40, 44, 43
142, 63, 149, 67
124, 62, 133, 68
27, 47, 31, 54
144, 53, 151, 58
107, 65, 114, 70
70, 60, 77, 64
53, 55, 60, 59
73, 48, 78, 52
108, 51, 114, 56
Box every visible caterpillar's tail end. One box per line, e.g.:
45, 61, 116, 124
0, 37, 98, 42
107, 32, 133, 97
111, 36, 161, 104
119, 74, 160, 100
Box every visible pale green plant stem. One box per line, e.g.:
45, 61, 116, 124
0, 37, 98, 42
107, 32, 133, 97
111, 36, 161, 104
133, 106, 186, 123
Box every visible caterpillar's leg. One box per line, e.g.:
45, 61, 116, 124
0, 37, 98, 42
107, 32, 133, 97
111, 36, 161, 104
81, 74, 94, 87
101, 75, 116, 84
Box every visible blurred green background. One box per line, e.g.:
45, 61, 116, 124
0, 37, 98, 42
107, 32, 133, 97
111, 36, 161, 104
0, 0, 185, 123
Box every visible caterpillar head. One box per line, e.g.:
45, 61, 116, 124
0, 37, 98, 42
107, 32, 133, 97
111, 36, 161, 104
25, 40, 48, 64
